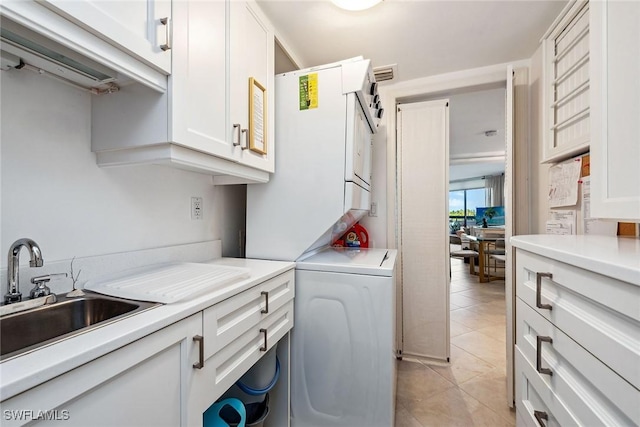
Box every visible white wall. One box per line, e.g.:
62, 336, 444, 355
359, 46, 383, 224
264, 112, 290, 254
0, 70, 227, 268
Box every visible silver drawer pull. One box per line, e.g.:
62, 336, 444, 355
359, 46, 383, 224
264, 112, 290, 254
261, 291, 269, 314
534, 410, 549, 427
536, 272, 553, 310
536, 336, 553, 376
160, 17, 171, 51
233, 124, 241, 147
193, 335, 204, 369
260, 328, 267, 352
241, 129, 249, 150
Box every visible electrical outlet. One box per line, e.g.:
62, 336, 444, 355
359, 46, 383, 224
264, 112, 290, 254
191, 197, 203, 220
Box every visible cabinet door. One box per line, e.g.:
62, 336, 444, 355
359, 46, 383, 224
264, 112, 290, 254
0, 314, 201, 427
188, 301, 293, 427
230, 1, 275, 173
40, 0, 172, 73
590, 0, 640, 220
542, 1, 590, 163
170, 0, 236, 160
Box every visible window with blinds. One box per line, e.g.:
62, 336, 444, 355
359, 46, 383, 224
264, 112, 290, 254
544, 1, 590, 162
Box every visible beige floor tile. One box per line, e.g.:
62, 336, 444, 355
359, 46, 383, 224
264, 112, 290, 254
450, 293, 483, 308
451, 331, 506, 368
465, 302, 507, 319
476, 323, 507, 344
402, 387, 514, 427
455, 289, 498, 304
449, 307, 505, 331
396, 250, 513, 426
428, 344, 495, 386
458, 368, 516, 425
450, 319, 473, 338
450, 285, 472, 294
396, 359, 456, 402
395, 402, 425, 427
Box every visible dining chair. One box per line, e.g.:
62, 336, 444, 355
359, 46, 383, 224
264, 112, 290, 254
450, 233, 479, 276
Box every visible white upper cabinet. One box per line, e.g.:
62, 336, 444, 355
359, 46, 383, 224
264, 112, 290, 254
229, 2, 275, 173
170, 0, 231, 160
0, 0, 168, 92
541, 0, 591, 163
39, 0, 172, 74
91, 0, 276, 183
590, 0, 640, 220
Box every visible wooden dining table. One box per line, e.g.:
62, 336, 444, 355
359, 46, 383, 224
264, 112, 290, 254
466, 234, 504, 283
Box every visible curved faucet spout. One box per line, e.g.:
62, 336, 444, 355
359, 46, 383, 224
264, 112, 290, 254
5, 238, 44, 304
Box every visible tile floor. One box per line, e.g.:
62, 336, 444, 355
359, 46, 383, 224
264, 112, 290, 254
395, 256, 516, 426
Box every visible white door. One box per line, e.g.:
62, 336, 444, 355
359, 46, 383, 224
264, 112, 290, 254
345, 94, 373, 190
171, 0, 233, 159
397, 99, 450, 360
230, 1, 275, 173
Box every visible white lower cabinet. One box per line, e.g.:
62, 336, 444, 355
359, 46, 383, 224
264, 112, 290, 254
514, 242, 640, 426
0, 269, 294, 427
1, 314, 201, 427
188, 270, 294, 426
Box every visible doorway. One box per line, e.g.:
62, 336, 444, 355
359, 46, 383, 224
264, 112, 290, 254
385, 64, 528, 415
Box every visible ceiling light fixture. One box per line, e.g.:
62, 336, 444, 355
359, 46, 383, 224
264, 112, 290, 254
330, 0, 383, 11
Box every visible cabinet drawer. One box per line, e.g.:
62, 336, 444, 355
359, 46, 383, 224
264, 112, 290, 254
515, 249, 640, 388
203, 270, 294, 360
198, 300, 293, 402
516, 298, 639, 425
515, 348, 575, 427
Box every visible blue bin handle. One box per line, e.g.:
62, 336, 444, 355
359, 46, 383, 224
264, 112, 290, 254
236, 356, 280, 396
203, 397, 246, 427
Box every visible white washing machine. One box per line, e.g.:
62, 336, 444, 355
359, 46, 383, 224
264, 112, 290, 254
291, 247, 398, 427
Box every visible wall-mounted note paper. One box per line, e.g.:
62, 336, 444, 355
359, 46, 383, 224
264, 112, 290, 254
548, 157, 582, 208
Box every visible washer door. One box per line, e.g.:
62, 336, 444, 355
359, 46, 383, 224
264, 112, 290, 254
291, 269, 394, 427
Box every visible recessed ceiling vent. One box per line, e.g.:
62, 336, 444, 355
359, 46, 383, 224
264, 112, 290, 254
373, 64, 397, 82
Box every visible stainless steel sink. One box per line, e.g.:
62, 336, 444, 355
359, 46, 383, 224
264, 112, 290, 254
0, 293, 159, 361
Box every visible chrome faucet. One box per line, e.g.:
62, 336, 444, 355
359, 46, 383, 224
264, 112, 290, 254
5, 238, 44, 304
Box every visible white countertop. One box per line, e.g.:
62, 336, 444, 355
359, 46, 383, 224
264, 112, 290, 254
0, 257, 294, 401
511, 235, 640, 285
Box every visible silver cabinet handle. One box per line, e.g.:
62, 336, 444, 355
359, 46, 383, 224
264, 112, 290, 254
193, 335, 204, 369
259, 328, 267, 351
233, 123, 241, 147
261, 291, 269, 314
534, 410, 549, 427
536, 272, 553, 310
536, 336, 553, 376
241, 129, 249, 150
160, 17, 172, 51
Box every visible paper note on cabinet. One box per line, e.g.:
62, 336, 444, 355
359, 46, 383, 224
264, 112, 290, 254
546, 210, 576, 235
548, 158, 582, 208
581, 177, 618, 236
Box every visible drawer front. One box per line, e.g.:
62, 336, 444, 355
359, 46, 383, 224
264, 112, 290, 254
515, 348, 574, 427
203, 270, 294, 359
515, 249, 640, 389
516, 298, 639, 425
201, 300, 293, 400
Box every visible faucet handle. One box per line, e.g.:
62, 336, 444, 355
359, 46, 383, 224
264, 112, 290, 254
30, 273, 67, 299
30, 273, 68, 284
